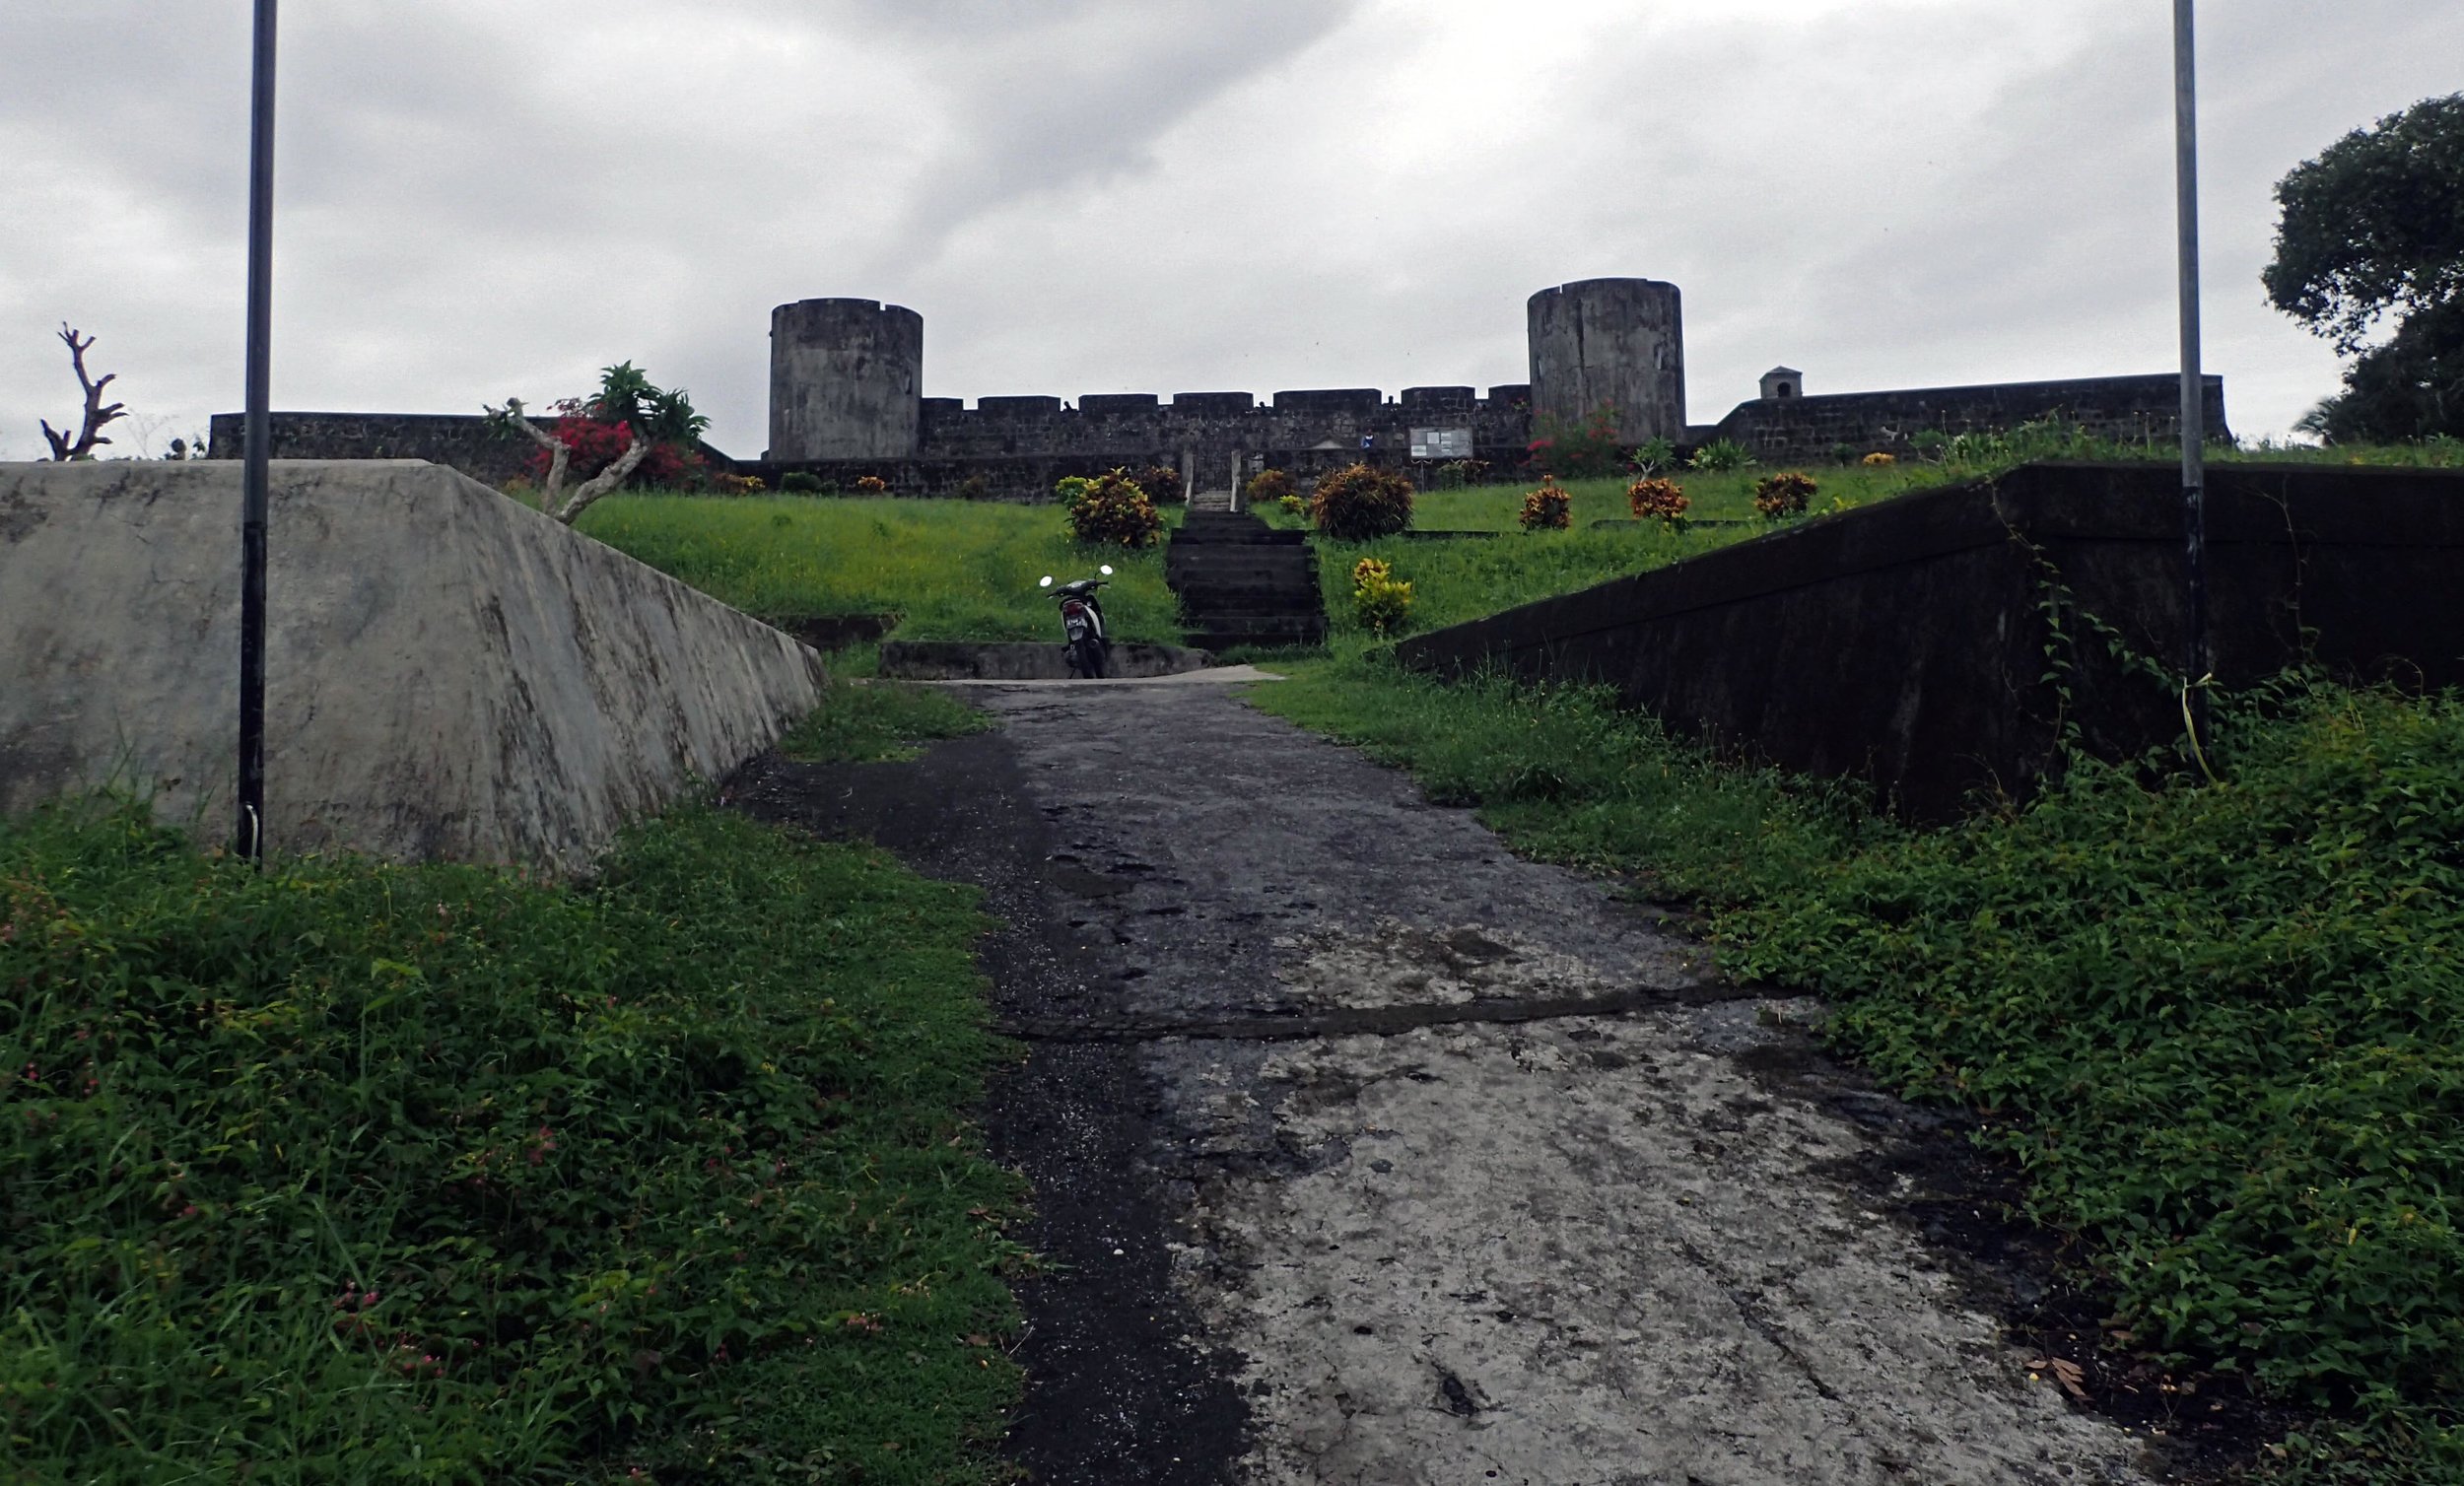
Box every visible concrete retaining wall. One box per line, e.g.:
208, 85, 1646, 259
0, 460, 827, 873
1394, 461, 2464, 819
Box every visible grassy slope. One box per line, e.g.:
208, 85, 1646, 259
579, 495, 1183, 645
1, 798, 1023, 1486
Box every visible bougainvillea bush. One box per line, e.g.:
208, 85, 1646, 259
1310, 463, 1415, 541
1066, 468, 1164, 548
518, 362, 712, 491
1526, 404, 1623, 478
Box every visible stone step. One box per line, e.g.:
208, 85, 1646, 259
1167, 509, 1329, 652
1178, 590, 1325, 615
1167, 556, 1318, 581
1187, 617, 1330, 650
1173, 523, 1304, 546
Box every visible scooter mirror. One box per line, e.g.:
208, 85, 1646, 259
1039, 575, 1054, 588
1099, 565, 1114, 576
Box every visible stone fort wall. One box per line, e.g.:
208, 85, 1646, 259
206, 278, 2227, 498
1689, 374, 2229, 465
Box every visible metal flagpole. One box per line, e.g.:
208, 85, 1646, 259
2173, 0, 2210, 751
238, 0, 278, 863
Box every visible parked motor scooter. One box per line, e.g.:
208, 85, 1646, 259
1038, 565, 1114, 678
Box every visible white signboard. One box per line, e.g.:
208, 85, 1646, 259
1410, 426, 1473, 459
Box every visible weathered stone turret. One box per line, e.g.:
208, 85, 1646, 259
768, 299, 923, 461
1527, 278, 1685, 443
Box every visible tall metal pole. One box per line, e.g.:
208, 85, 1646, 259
238, 0, 278, 863
2173, 0, 2210, 750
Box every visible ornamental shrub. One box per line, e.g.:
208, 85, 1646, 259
780, 471, 824, 494
1277, 493, 1305, 515
1054, 475, 1097, 510
1862, 450, 1897, 467
1518, 476, 1572, 531
1132, 464, 1185, 506
1350, 556, 1413, 636
1310, 463, 1414, 540
1627, 476, 1689, 528
1431, 458, 1491, 489
1066, 468, 1164, 548
1752, 470, 1817, 519
516, 362, 712, 491
710, 472, 765, 495
1628, 437, 1677, 475
855, 474, 889, 494
1687, 438, 1752, 472
1245, 468, 1298, 506
1527, 404, 1622, 477
956, 472, 992, 500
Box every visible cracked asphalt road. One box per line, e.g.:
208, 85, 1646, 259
727, 681, 2167, 1485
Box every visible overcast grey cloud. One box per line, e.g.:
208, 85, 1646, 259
4, 1, 2459, 461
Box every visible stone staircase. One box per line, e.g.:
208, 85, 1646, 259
1166, 509, 1329, 652
1187, 487, 1236, 513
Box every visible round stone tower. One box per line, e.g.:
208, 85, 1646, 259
1526, 278, 1684, 443
768, 299, 923, 461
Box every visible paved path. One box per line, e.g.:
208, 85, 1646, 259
728, 684, 2164, 1486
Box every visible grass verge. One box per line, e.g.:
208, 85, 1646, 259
1, 800, 1025, 1485
1250, 653, 2464, 1482
579, 494, 1181, 645
777, 676, 993, 764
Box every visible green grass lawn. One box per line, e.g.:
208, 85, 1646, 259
580, 495, 1183, 646
1, 798, 1026, 1485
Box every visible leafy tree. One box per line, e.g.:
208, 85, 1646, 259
588, 361, 710, 446
483, 361, 710, 522
2265, 94, 2464, 439
2293, 299, 2464, 444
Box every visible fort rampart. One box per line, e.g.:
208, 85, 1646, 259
210, 280, 2226, 498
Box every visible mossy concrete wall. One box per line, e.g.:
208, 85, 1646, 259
0, 460, 826, 872
1395, 461, 2464, 819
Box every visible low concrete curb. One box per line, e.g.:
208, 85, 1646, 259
878, 640, 1217, 681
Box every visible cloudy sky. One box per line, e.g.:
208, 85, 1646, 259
4, 1, 2459, 461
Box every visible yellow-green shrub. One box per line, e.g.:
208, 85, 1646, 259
1350, 555, 1414, 635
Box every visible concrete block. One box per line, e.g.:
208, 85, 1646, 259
0, 460, 826, 873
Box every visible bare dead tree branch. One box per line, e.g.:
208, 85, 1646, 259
488, 398, 569, 511
40, 324, 128, 460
